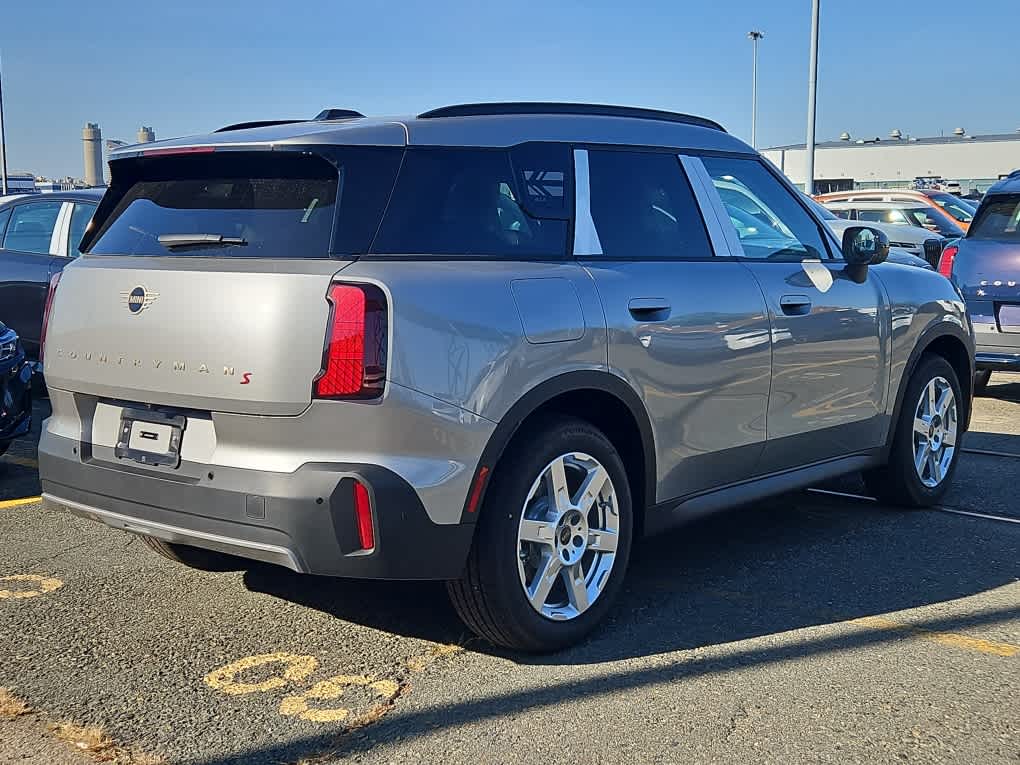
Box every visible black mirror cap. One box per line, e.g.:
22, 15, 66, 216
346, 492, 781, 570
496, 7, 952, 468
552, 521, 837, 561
841, 226, 890, 265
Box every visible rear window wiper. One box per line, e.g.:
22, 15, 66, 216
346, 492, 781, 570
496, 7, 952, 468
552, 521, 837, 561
157, 233, 249, 249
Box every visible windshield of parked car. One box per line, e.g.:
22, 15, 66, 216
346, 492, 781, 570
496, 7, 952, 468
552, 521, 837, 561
969, 194, 1020, 241
925, 192, 976, 222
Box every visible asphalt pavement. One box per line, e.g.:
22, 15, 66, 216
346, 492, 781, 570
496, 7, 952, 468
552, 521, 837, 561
1, 378, 1018, 764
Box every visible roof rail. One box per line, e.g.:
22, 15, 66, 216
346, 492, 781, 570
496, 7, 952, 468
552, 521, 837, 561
314, 109, 366, 121
215, 119, 305, 133
417, 102, 725, 132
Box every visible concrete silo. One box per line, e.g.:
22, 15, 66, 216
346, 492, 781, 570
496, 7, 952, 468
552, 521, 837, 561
82, 123, 104, 187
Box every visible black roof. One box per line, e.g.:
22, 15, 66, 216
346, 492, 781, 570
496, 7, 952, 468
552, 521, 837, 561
987, 169, 1020, 195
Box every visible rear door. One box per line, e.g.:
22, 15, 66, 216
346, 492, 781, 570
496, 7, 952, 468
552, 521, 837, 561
43, 147, 402, 414
699, 156, 889, 473
0, 198, 69, 359
577, 148, 772, 502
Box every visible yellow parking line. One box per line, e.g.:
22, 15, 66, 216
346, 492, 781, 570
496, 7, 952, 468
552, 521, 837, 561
1, 455, 38, 469
0, 497, 42, 510
852, 615, 1018, 657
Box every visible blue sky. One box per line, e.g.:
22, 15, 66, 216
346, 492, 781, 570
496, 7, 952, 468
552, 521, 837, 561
3, 0, 1017, 178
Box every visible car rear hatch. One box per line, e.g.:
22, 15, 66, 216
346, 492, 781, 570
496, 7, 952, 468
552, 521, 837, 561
955, 194, 1020, 334
43, 146, 402, 415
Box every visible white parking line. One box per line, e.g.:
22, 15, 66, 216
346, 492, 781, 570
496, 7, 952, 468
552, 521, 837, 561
805, 487, 1020, 526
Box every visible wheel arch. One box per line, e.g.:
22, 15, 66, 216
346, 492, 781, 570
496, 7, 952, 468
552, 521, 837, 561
888, 322, 975, 447
463, 371, 656, 535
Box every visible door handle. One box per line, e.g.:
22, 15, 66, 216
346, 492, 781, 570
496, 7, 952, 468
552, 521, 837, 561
779, 294, 812, 316
628, 298, 671, 321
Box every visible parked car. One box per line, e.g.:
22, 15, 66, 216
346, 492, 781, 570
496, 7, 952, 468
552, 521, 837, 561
0, 322, 32, 456
802, 195, 939, 269
821, 200, 966, 240
937, 170, 1020, 393
815, 189, 976, 232
39, 103, 974, 651
0, 189, 104, 363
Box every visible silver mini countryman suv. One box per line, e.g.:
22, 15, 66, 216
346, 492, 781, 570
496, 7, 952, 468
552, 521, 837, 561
40, 103, 974, 651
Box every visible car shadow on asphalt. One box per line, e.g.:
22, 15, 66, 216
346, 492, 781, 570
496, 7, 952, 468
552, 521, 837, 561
242, 487, 1020, 666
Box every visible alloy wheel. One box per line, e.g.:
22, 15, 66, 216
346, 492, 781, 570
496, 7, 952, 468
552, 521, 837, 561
516, 452, 619, 621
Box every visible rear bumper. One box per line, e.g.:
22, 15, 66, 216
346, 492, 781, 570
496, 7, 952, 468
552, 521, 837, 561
40, 431, 474, 580
975, 352, 1020, 372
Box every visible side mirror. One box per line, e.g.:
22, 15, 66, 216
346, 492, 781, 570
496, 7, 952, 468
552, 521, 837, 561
841, 226, 890, 266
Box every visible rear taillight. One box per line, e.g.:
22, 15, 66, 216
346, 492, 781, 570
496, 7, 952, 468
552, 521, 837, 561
39, 271, 62, 363
353, 480, 375, 551
937, 244, 959, 278
314, 283, 387, 399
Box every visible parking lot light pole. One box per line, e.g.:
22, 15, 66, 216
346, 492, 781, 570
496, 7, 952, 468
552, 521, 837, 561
748, 30, 764, 149
804, 0, 820, 195
0, 52, 8, 196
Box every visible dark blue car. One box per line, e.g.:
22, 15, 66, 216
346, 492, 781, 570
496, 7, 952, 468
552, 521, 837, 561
940, 171, 1020, 392
0, 321, 32, 456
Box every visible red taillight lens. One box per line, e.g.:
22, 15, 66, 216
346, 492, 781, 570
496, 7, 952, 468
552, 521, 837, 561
353, 481, 375, 551
39, 271, 62, 363
938, 244, 959, 278
314, 283, 387, 399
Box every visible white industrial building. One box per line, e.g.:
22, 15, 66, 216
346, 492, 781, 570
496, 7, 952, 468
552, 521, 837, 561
762, 130, 1020, 195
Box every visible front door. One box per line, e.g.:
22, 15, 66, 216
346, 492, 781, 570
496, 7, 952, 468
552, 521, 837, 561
576, 148, 772, 502
699, 156, 889, 474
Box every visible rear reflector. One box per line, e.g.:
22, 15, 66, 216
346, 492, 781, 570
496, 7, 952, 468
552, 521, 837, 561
938, 244, 959, 278
466, 466, 490, 514
141, 146, 217, 157
39, 271, 62, 363
314, 283, 387, 399
353, 481, 375, 551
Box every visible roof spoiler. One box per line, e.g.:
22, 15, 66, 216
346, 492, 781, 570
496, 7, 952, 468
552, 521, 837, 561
215, 109, 366, 133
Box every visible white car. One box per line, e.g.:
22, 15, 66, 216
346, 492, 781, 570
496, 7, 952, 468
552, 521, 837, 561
803, 196, 940, 269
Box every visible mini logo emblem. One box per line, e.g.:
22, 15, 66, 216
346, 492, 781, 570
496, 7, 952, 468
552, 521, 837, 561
121, 286, 159, 314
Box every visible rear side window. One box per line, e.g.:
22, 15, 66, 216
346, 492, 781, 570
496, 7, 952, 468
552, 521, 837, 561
88, 149, 400, 258
587, 150, 713, 259
3, 201, 63, 254
372, 144, 571, 257
970, 194, 1020, 241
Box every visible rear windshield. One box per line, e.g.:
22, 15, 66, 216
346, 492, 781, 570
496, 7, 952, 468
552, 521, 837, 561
969, 194, 1020, 241
88, 150, 399, 258
371, 144, 572, 258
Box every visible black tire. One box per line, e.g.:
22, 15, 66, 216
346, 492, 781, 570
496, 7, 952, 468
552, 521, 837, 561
974, 369, 992, 396
864, 354, 963, 507
447, 417, 633, 652
140, 535, 245, 572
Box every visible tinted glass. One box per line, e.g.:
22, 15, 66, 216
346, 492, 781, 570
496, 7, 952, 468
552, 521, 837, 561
926, 192, 975, 222
587, 150, 712, 259
3, 201, 62, 254
901, 207, 964, 237
67, 202, 97, 256
970, 194, 1020, 241
89, 150, 400, 258
803, 194, 838, 220
702, 157, 829, 260
372, 145, 570, 257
